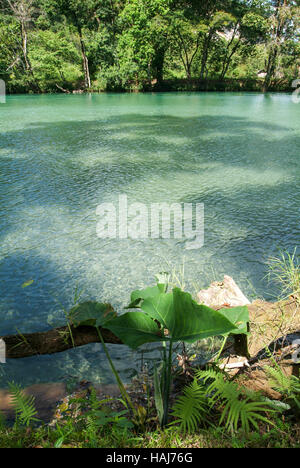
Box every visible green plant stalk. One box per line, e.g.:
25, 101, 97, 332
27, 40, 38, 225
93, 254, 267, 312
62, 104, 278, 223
66, 322, 75, 348
153, 364, 164, 426
162, 339, 173, 428
162, 340, 167, 397
215, 335, 228, 362
96, 327, 135, 413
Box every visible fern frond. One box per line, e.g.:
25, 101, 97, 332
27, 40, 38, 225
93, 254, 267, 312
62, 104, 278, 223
196, 369, 275, 433
171, 379, 208, 434
265, 365, 300, 408
196, 368, 223, 384
264, 365, 291, 393
220, 397, 274, 433
8, 382, 39, 427
85, 414, 98, 434
197, 369, 238, 407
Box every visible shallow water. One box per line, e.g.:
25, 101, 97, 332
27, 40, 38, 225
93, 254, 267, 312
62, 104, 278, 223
0, 92, 299, 386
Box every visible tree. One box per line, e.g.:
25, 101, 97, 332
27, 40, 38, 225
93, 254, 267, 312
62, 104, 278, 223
168, 1, 241, 80
199, 9, 237, 79
218, 1, 269, 80
263, 0, 300, 92
7, 0, 34, 71
1, 0, 299, 92
114, 0, 172, 89
0, 0, 40, 89
45, 0, 102, 89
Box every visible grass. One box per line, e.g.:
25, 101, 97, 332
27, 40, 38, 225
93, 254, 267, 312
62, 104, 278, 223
266, 249, 300, 304
245, 249, 300, 354
0, 418, 299, 448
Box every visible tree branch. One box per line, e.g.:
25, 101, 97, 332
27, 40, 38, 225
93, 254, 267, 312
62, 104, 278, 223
1, 325, 122, 359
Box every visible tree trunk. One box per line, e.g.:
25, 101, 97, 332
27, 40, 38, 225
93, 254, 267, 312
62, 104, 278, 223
21, 20, 30, 71
0, 320, 250, 360
152, 46, 165, 87
199, 30, 213, 80
78, 27, 91, 89
1, 275, 251, 360
219, 30, 241, 81
1, 325, 122, 359
263, 0, 285, 93
263, 45, 279, 93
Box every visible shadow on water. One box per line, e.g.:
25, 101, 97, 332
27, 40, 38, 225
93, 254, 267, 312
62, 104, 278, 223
0, 250, 136, 388
0, 111, 299, 386
0, 113, 298, 216
1, 113, 299, 296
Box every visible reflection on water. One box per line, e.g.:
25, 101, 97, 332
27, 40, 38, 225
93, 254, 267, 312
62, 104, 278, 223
0, 92, 299, 386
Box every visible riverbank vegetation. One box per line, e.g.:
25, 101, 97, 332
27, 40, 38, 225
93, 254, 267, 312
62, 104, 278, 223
0, 251, 299, 448
0, 0, 299, 94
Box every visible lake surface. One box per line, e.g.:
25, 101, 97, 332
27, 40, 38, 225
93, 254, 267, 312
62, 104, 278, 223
0, 92, 299, 387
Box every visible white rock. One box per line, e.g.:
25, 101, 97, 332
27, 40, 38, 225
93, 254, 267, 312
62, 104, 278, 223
197, 275, 251, 308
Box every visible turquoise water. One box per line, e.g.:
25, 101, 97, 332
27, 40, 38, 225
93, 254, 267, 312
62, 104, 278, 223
0, 92, 299, 386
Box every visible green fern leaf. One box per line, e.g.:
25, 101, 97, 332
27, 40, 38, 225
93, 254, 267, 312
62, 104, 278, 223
8, 382, 39, 427
171, 379, 208, 433
197, 369, 276, 433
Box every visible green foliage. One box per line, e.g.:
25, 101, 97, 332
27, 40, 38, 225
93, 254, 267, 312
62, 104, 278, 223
0, 419, 299, 448
171, 368, 276, 434
66, 301, 136, 415
103, 279, 248, 427
265, 364, 300, 410
68, 301, 116, 328
266, 248, 300, 303
50, 386, 135, 448
199, 369, 275, 433
29, 29, 82, 92
69, 278, 248, 429
153, 363, 164, 426
85, 408, 134, 430
171, 379, 209, 434
1, 0, 299, 92
106, 286, 240, 348
104, 311, 166, 349
216, 306, 249, 336
0, 412, 6, 430
8, 382, 40, 427
127, 283, 167, 309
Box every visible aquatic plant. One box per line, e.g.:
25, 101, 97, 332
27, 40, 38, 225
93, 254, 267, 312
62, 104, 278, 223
103, 280, 249, 427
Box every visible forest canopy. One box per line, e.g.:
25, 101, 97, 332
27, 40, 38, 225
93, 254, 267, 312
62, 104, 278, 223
0, 0, 299, 93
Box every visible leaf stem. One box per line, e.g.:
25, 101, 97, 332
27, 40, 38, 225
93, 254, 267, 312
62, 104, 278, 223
215, 335, 228, 362
96, 327, 135, 413
162, 339, 173, 427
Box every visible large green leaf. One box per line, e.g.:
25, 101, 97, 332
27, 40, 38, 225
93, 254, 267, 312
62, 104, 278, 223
141, 292, 175, 331
171, 288, 238, 342
217, 306, 249, 335
126, 283, 167, 309
68, 301, 116, 328
139, 288, 238, 343
104, 312, 167, 349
